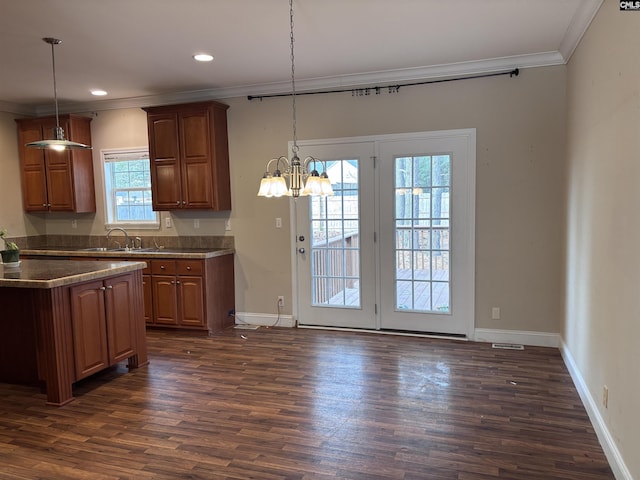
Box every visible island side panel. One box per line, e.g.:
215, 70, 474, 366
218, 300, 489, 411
34, 286, 76, 406
128, 269, 149, 369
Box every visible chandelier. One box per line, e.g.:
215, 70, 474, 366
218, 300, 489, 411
257, 0, 333, 198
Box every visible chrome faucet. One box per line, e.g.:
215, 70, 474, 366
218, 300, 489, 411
106, 227, 130, 250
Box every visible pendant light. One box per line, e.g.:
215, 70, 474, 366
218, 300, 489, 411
257, 0, 333, 198
26, 37, 92, 151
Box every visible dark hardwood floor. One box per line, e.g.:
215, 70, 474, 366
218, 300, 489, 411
0, 327, 614, 479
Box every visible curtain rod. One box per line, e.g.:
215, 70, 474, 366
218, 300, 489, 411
248, 68, 519, 101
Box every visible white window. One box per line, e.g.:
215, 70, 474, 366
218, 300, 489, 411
101, 148, 159, 228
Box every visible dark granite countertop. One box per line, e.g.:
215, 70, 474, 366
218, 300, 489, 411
0, 259, 147, 289
21, 247, 234, 259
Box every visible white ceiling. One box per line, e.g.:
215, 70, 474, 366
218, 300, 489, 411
0, 0, 603, 116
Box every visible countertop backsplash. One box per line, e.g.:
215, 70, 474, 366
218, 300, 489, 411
18, 235, 234, 251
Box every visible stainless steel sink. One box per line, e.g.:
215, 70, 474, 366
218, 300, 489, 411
80, 247, 156, 253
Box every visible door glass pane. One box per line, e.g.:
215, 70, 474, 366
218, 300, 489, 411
394, 155, 451, 313
310, 159, 360, 308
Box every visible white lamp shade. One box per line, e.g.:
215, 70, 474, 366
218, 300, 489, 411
270, 176, 289, 197
257, 177, 272, 197
320, 175, 334, 196
302, 175, 322, 196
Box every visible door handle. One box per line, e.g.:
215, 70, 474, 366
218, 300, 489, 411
298, 248, 305, 254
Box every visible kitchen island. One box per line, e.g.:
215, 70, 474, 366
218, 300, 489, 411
0, 259, 148, 406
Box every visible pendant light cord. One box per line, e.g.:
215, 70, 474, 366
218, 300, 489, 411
44, 37, 63, 140
50, 40, 60, 130
289, 0, 298, 154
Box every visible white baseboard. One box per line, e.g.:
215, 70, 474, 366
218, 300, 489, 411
560, 341, 632, 480
473, 328, 560, 347
234, 311, 295, 328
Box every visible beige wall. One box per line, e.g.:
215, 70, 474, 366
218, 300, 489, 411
1, 66, 566, 334
565, 1, 640, 477
227, 65, 566, 328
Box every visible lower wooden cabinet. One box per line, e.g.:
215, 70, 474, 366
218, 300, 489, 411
70, 274, 138, 380
71, 253, 235, 333
150, 259, 205, 328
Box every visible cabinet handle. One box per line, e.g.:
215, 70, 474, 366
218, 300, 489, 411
186, 266, 191, 271
106, 285, 113, 290
182, 201, 187, 205
42, 203, 47, 207
176, 280, 181, 285
100, 286, 106, 291
170, 280, 175, 285
176, 201, 180, 205
160, 265, 165, 269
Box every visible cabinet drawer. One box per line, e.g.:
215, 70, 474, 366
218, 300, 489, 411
177, 259, 203, 275
151, 259, 177, 275
141, 261, 151, 275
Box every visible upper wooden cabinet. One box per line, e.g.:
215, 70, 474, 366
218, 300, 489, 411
143, 101, 231, 211
15, 115, 96, 213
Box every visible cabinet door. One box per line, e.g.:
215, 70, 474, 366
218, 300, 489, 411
70, 280, 109, 380
50, 116, 96, 213
44, 150, 75, 211
178, 275, 205, 327
179, 109, 213, 209
104, 275, 137, 364
148, 113, 183, 210
152, 274, 178, 325
17, 123, 48, 211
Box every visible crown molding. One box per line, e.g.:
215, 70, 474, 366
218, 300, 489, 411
559, 0, 603, 62
30, 51, 565, 116
0, 101, 36, 116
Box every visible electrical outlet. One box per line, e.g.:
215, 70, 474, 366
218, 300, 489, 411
165, 216, 172, 228
276, 217, 282, 228
491, 307, 501, 320
71, 219, 77, 229
194, 219, 200, 229
603, 385, 609, 409
277, 296, 284, 307
225, 219, 231, 231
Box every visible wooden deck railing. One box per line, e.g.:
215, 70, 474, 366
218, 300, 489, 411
311, 225, 449, 304
311, 232, 359, 304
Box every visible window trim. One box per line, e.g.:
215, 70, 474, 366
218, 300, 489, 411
100, 147, 160, 230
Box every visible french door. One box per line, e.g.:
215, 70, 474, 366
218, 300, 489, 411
294, 130, 475, 337
294, 141, 377, 329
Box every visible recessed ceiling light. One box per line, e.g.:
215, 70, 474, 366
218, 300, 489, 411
90, 89, 108, 96
193, 53, 214, 62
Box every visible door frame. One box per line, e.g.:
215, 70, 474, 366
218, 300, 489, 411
291, 130, 476, 338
